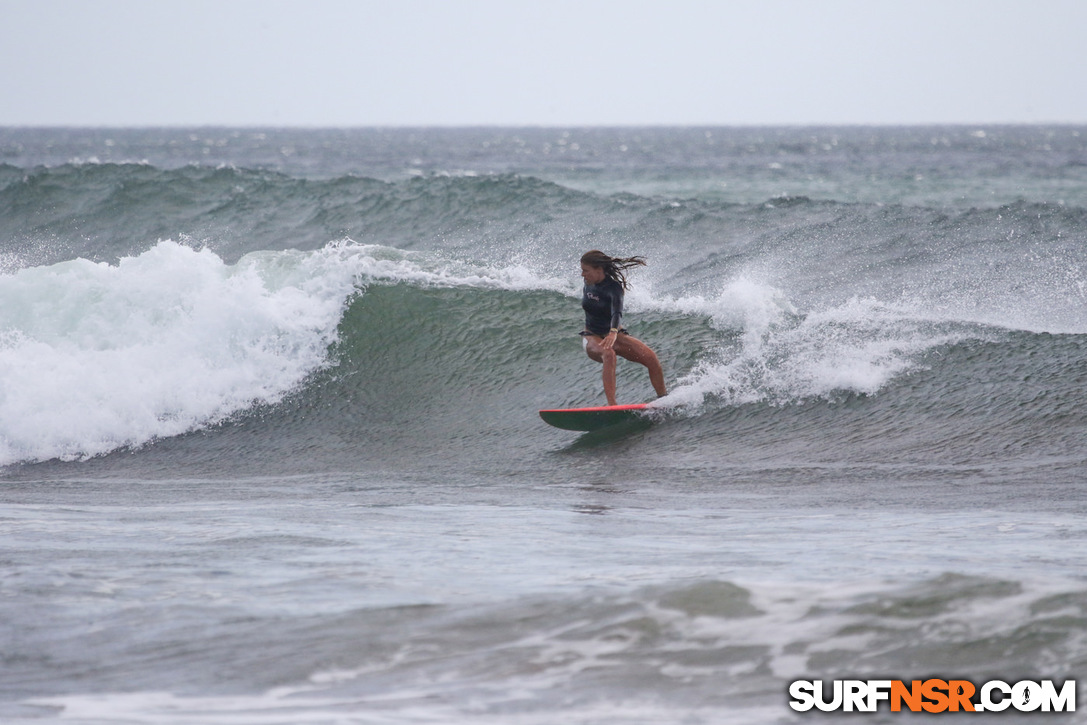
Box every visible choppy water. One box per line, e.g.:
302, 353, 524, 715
1, 126, 1086, 723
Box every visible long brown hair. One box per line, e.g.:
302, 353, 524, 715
580, 250, 647, 290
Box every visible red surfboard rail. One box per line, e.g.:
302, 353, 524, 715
539, 403, 651, 431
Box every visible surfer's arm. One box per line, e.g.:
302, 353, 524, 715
609, 285, 624, 331
601, 286, 623, 349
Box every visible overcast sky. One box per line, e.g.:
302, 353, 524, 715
2, 0, 1085, 127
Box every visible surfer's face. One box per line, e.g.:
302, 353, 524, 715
580, 263, 605, 285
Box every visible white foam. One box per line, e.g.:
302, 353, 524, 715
0, 241, 362, 465
651, 278, 960, 408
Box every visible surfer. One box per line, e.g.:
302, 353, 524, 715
579, 250, 667, 405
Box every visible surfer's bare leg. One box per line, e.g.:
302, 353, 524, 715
584, 334, 666, 404
614, 334, 667, 398
584, 335, 619, 405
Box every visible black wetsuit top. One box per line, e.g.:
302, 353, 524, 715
581, 278, 625, 336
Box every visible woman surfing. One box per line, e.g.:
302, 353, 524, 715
579, 250, 667, 405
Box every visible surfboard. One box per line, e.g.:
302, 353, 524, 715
538, 403, 650, 431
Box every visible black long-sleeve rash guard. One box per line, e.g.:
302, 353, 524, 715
581, 278, 624, 336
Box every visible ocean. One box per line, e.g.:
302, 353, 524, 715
1, 126, 1086, 723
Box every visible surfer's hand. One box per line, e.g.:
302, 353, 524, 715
602, 331, 618, 350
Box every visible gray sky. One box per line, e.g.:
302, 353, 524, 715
2, 0, 1085, 126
